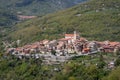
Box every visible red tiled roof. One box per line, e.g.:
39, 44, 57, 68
23, 45, 31, 49
30, 45, 38, 49
83, 48, 90, 51
65, 34, 74, 37
15, 48, 22, 51
103, 45, 114, 49
80, 37, 87, 41
109, 42, 119, 46
18, 15, 36, 19
42, 39, 49, 44
59, 38, 72, 41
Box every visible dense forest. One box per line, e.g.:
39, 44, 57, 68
0, 0, 86, 15
8, 0, 120, 45
0, 8, 18, 27
0, 52, 120, 80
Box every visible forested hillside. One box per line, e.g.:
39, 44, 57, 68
1, 53, 120, 80
1, 0, 120, 80
0, 0, 86, 15
9, 0, 120, 44
0, 8, 17, 45
0, 8, 17, 27
0, 0, 87, 27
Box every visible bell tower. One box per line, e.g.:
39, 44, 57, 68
74, 31, 77, 41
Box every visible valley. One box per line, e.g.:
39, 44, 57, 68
0, 0, 120, 80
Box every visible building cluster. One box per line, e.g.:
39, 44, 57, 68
17, 15, 37, 20
7, 31, 120, 58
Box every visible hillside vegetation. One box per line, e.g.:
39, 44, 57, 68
1, 53, 120, 80
9, 0, 120, 44
0, 0, 86, 16
0, 8, 17, 44
0, 8, 18, 27
0, 54, 111, 80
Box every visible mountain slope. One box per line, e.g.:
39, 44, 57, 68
9, 0, 120, 44
0, 8, 18, 27
0, 0, 86, 15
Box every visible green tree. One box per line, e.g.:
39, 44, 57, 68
102, 67, 120, 80
114, 57, 120, 67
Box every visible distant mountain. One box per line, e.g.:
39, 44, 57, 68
9, 0, 120, 44
0, 0, 87, 16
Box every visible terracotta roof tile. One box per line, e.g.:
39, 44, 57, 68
65, 34, 74, 37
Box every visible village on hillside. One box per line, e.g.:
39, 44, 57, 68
7, 31, 120, 64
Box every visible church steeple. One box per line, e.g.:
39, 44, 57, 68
74, 31, 77, 41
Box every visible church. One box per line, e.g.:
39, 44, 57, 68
65, 31, 80, 43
